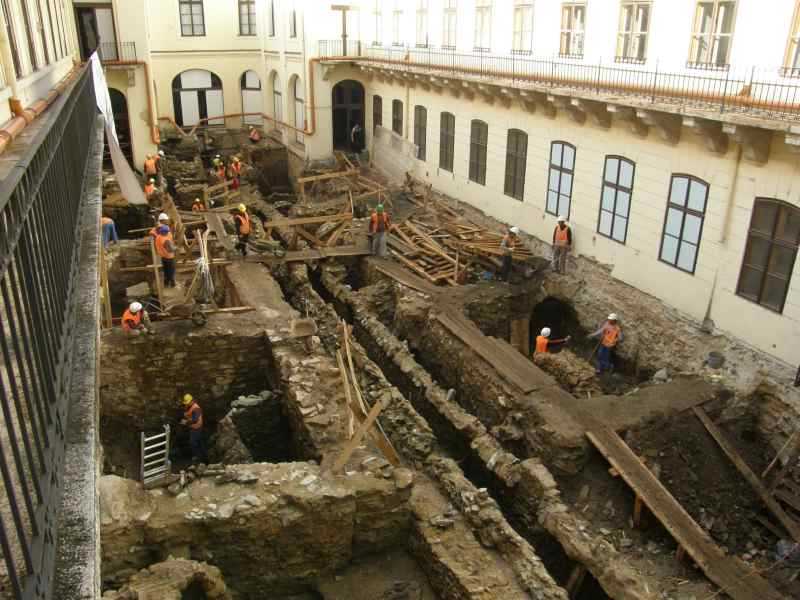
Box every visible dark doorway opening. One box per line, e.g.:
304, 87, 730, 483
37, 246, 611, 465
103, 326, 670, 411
332, 79, 365, 151
75, 5, 117, 61
106, 88, 133, 166
530, 296, 585, 353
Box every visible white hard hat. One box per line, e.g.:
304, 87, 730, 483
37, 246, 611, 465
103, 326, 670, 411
557, 215, 567, 222
607, 313, 619, 321
158, 150, 165, 156
158, 213, 169, 221
510, 226, 520, 234
541, 327, 551, 338
130, 301, 143, 313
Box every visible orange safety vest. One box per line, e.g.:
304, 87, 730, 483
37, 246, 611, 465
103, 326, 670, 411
370, 212, 390, 233
144, 159, 157, 175
184, 402, 204, 430
230, 162, 241, 176
192, 203, 206, 212
554, 225, 570, 247
155, 232, 175, 260
235, 213, 251, 235
601, 323, 621, 348
144, 183, 155, 195
535, 336, 549, 354
121, 308, 141, 332
217, 167, 226, 180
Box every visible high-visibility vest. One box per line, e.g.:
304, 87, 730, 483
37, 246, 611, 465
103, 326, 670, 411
370, 212, 390, 233
121, 309, 141, 332
217, 167, 226, 180
235, 213, 251, 235
192, 203, 206, 212
155, 232, 175, 260
230, 162, 241, 176
535, 336, 549, 354
184, 402, 204, 430
554, 225, 570, 247
601, 324, 621, 348
144, 183, 155, 195
144, 159, 157, 175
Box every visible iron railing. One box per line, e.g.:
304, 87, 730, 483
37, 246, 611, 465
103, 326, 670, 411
317, 41, 800, 122
0, 64, 96, 600
97, 41, 136, 63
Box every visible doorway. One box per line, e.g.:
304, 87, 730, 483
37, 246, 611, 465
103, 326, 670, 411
106, 88, 133, 166
331, 80, 364, 150
172, 70, 224, 128
75, 5, 117, 60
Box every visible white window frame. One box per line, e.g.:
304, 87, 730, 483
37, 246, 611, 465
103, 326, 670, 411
392, 2, 402, 46
238, 0, 257, 36
373, 0, 382, 46
559, 2, 585, 58
473, 0, 492, 52
443, 0, 457, 49
512, 0, 533, 55
416, 0, 429, 47
616, 1, 649, 63
688, 0, 737, 69
179, 0, 205, 37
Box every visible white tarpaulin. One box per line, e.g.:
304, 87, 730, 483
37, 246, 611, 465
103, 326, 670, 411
90, 52, 147, 205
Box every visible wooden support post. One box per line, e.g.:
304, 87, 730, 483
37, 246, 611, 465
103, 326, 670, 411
149, 238, 165, 311
676, 545, 686, 562
330, 395, 390, 472
565, 564, 587, 599
633, 494, 643, 527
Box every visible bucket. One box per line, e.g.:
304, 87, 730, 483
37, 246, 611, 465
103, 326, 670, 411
707, 351, 725, 369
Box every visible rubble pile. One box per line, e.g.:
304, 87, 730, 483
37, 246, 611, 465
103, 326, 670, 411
533, 349, 603, 397
101, 557, 232, 600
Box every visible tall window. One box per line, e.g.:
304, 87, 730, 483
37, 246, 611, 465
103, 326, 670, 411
293, 78, 304, 144
373, 1, 382, 45
239, 0, 257, 35
504, 130, 528, 201
373, 95, 382, 132
272, 73, 283, 130
547, 142, 575, 218
179, 0, 205, 36
414, 106, 427, 160
289, 8, 297, 37
392, 2, 402, 46
20, 0, 38, 70
737, 200, 800, 313
616, 1, 649, 63
34, 0, 50, 65
474, 0, 491, 51
659, 175, 708, 274
688, 1, 736, 68
469, 120, 488, 185
416, 0, 429, 47
783, 2, 800, 76
439, 112, 455, 172
598, 157, 635, 244
1, 0, 21, 77
512, 0, 533, 54
443, 0, 457, 49
560, 2, 585, 58
268, 0, 276, 36
392, 100, 403, 135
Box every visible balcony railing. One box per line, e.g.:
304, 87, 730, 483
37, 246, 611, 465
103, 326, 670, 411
0, 64, 96, 600
98, 41, 137, 63
317, 41, 800, 122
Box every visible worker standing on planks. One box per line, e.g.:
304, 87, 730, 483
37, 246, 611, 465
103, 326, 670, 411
143, 154, 158, 183
121, 301, 153, 336
149, 213, 171, 237
234, 203, 252, 257
155, 225, 178, 288
499, 226, 519, 282
180, 394, 207, 464
191, 198, 207, 212
533, 327, 571, 356
229, 156, 242, 190
144, 178, 157, 198
588, 313, 623, 375
369, 204, 391, 258
552, 216, 572, 274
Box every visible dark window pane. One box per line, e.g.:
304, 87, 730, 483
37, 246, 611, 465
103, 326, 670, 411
776, 206, 800, 244
762, 275, 790, 311
768, 244, 797, 277
738, 266, 762, 300
743, 236, 771, 269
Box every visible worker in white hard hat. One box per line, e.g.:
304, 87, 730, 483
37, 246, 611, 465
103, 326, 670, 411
552, 216, 572, 274
588, 313, 623, 375
148, 213, 171, 238
499, 226, 520, 282
144, 178, 157, 198
534, 327, 571, 357
121, 301, 153, 336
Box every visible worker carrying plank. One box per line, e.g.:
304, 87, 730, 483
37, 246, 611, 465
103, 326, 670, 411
369, 204, 391, 258
234, 203, 252, 257
121, 301, 153, 336
499, 226, 519, 282
588, 313, 623, 375
552, 216, 572, 274
533, 327, 571, 356
180, 394, 207, 464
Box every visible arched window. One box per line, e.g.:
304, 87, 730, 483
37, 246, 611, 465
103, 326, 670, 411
373, 95, 383, 132
414, 105, 427, 161
171, 69, 223, 127
598, 156, 635, 244
392, 99, 403, 135
737, 199, 800, 312
439, 112, 455, 172
547, 141, 575, 218
469, 120, 488, 185
240, 70, 263, 125
271, 72, 282, 130
659, 175, 708, 274
293, 77, 305, 145
504, 129, 527, 201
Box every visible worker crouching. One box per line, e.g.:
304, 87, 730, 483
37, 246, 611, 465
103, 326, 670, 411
588, 313, 623, 375
533, 327, 571, 356
181, 394, 207, 464
234, 203, 251, 257
155, 225, 177, 287
121, 301, 153, 336
370, 204, 391, 258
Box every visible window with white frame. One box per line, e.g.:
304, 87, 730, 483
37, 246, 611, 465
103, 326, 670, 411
289, 7, 297, 38
559, 2, 585, 58
294, 77, 305, 145
512, 0, 533, 54
179, 0, 205, 36
783, 1, 800, 76
547, 141, 575, 218
659, 175, 708, 274
688, 1, 736, 69
598, 156, 635, 244
474, 0, 491, 51
268, 0, 276, 36
443, 0, 457, 49
416, 0, 429, 47
616, 1, 649, 63
373, 1, 382, 45
392, 2, 402, 46
239, 0, 256, 36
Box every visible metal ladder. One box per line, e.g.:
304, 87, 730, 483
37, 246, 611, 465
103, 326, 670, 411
140, 425, 171, 488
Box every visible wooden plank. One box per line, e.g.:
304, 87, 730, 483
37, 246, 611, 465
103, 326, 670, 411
245, 244, 371, 264
99, 250, 112, 329
693, 406, 800, 544
269, 213, 353, 228
586, 424, 786, 600
149, 238, 165, 311
766, 430, 800, 493
205, 213, 234, 251
329, 394, 390, 473
296, 168, 358, 185
762, 430, 800, 479
294, 225, 326, 247
336, 350, 356, 438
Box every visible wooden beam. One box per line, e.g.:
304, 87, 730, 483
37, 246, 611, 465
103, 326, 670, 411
149, 238, 164, 311
269, 213, 353, 228
764, 429, 800, 493
296, 168, 358, 185
329, 394, 391, 472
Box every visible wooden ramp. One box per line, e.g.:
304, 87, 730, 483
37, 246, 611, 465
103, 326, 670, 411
245, 244, 370, 264
372, 259, 439, 295
587, 424, 786, 600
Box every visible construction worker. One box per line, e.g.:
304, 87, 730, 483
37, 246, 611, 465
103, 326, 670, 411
350, 122, 363, 153
534, 328, 571, 356
144, 178, 157, 198
552, 216, 572, 274
121, 301, 152, 336
588, 313, 623, 375
155, 224, 177, 288
191, 198, 207, 212
143, 154, 157, 180
180, 394, 207, 463
248, 126, 262, 143
369, 204, 391, 258
148, 213, 170, 238
155, 150, 166, 186
215, 161, 226, 183
229, 156, 242, 190
101, 216, 118, 249
499, 226, 519, 282
234, 203, 251, 257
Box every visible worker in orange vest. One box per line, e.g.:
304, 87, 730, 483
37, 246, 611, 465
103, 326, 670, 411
588, 313, 623, 375
144, 178, 157, 198
180, 394, 207, 463
533, 327, 571, 356
121, 301, 152, 336
248, 126, 261, 143
143, 154, 157, 180
155, 224, 177, 287
499, 226, 519, 282
552, 216, 572, 274
148, 212, 170, 238
369, 204, 391, 258
234, 203, 251, 257
229, 156, 242, 190
191, 198, 206, 212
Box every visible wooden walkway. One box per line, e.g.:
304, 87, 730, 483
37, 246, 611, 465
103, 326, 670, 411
245, 244, 370, 264
587, 424, 787, 600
